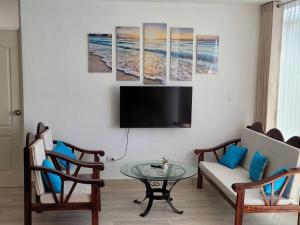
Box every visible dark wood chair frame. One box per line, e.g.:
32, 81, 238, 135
36, 122, 105, 210
36, 122, 105, 164
194, 122, 300, 225
24, 133, 105, 225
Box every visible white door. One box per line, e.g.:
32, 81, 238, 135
0, 31, 22, 187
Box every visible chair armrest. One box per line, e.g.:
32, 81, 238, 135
194, 138, 241, 154
53, 140, 105, 157
45, 151, 105, 171
30, 166, 105, 187
232, 168, 300, 192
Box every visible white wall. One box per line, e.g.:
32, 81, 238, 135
0, 0, 19, 30
21, 0, 260, 179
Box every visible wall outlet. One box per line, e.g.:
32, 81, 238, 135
106, 156, 114, 162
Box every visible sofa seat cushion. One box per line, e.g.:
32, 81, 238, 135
40, 182, 91, 203
199, 161, 297, 206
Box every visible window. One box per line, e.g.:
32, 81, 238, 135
277, 2, 300, 139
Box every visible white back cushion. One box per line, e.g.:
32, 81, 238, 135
31, 139, 46, 196
241, 128, 300, 200
41, 128, 54, 150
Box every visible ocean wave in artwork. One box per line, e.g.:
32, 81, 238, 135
143, 51, 166, 82
170, 37, 193, 81
89, 43, 112, 68
116, 38, 140, 77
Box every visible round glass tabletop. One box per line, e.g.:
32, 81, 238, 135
120, 160, 197, 181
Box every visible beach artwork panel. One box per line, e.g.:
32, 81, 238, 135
196, 35, 219, 74
170, 27, 194, 81
143, 23, 167, 85
88, 33, 112, 73
116, 27, 140, 81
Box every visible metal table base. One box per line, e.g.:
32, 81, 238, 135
133, 179, 183, 217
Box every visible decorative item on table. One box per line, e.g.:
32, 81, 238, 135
143, 23, 167, 85
162, 157, 169, 174
170, 27, 194, 81
196, 35, 219, 74
116, 26, 140, 81
88, 33, 112, 73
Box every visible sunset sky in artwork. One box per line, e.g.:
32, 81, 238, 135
144, 23, 167, 41
197, 35, 219, 42
117, 27, 140, 40
171, 28, 193, 41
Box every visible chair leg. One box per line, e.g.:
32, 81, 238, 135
98, 190, 101, 212
298, 213, 300, 225
197, 171, 203, 189
92, 207, 98, 225
91, 181, 99, 225
235, 190, 245, 225
36, 195, 43, 213
197, 153, 204, 189
24, 208, 32, 225
234, 207, 243, 225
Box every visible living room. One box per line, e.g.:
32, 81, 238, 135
0, 0, 299, 225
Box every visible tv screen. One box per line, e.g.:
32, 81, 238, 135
120, 86, 192, 128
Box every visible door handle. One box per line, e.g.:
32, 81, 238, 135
12, 110, 22, 116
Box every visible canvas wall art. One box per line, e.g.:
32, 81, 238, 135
170, 27, 193, 81
196, 35, 219, 74
88, 33, 112, 73
116, 27, 140, 81
143, 23, 167, 85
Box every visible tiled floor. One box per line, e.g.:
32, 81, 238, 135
0, 179, 298, 225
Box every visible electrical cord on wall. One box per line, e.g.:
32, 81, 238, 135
111, 128, 130, 161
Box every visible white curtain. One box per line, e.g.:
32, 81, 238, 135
255, 2, 283, 130
277, 1, 300, 139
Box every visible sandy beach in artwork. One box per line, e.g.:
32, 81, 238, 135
88, 53, 112, 73
144, 77, 166, 85
117, 70, 139, 81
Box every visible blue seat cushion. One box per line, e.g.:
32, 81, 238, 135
264, 167, 288, 195
219, 144, 248, 169
53, 141, 76, 170
42, 159, 61, 193
249, 151, 268, 181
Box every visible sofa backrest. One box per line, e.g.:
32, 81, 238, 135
241, 128, 300, 200
40, 128, 54, 151
30, 139, 46, 196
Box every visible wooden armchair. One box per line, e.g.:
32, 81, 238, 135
24, 133, 105, 225
36, 122, 105, 209
194, 122, 300, 225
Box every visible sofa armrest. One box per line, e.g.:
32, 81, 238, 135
53, 139, 105, 159
232, 168, 300, 192
194, 138, 241, 154
46, 151, 105, 171
194, 138, 241, 161
232, 168, 300, 206
30, 166, 104, 186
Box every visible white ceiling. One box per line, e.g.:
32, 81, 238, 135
98, 0, 271, 4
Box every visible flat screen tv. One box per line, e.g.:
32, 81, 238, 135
120, 86, 192, 128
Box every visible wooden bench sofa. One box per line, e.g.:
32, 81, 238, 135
194, 122, 300, 225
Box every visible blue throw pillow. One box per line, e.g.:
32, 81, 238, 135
249, 151, 268, 181
219, 145, 248, 169
42, 159, 61, 193
264, 167, 288, 195
53, 141, 76, 170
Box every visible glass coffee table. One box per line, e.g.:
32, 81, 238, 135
120, 160, 197, 217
